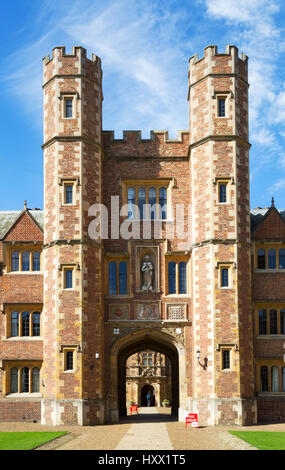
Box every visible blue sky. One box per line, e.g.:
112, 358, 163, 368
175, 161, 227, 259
0, 0, 285, 210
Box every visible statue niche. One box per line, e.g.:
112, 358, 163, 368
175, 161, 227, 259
141, 255, 154, 291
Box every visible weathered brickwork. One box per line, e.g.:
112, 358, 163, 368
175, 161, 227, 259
0, 44, 284, 425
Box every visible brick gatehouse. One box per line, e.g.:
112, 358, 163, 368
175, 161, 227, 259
0, 44, 285, 426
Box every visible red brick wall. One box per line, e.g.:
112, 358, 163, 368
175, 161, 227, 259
0, 400, 41, 422
4, 213, 43, 242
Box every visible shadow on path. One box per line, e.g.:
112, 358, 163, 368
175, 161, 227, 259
120, 407, 177, 424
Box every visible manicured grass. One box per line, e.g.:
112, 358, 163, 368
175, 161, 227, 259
0, 431, 67, 450
229, 431, 285, 450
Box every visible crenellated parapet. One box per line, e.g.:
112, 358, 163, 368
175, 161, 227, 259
43, 46, 102, 87
103, 130, 190, 158
189, 45, 248, 87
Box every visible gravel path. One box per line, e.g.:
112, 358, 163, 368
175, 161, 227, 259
1, 409, 284, 450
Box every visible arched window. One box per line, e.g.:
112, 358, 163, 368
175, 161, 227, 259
10, 368, 18, 394
272, 366, 279, 392
258, 309, 267, 335
108, 262, 117, 295
159, 187, 167, 220
127, 187, 136, 219
281, 309, 285, 335
22, 312, 30, 337
32, 251, 41, 271
22, 251, 30, 271
268, 249, 276, 269
119, 262, 127, 295
148, 187, 157, 220
257, 249, 265, 269
270, 309, 278, 334
32, 312, 41, 336
168, 262, 176, 294
279, 249, 285, 269
11, 312, 19, 337
32, 368, 40, 393
219, 184, 227, 203
261, 366, 268, 391
138, 187, 146, 220
179, 262, 187, 294
21, 367, 29, 393
11, 251, 19, 271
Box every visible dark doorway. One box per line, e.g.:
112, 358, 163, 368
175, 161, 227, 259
117, 334, 179, 419
141, 384, 156, 407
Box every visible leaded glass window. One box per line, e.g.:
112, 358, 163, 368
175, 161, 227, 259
108, 262, 117, 295
32, 312, 41, 336
261, 366, 268, 391
268, 249, 276, 269
258, 309, 267, 335
179, 262, 187, 294
11, 251, 19, 271
33, 251, 41, 271
32, 368, 40, 393
11, 312, 19, 337
168, 261, 176, 294
257, 249, 265, 269
10, 368, 18, 393
119, 261, 127, 294
21, 367, 29, 393
22, 312, 30, 336
22, 251, 30, 271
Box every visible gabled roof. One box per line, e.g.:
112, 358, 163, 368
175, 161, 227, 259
250, 203, 285, 238
0, 209, 43, 240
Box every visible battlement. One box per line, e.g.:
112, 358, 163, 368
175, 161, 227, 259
43, 46, 101, 67
103, 130, 190, 158
103, 130, 189, 144
189, 44, 248, 67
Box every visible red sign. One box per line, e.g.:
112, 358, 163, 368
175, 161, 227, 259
185, 413, 198, 428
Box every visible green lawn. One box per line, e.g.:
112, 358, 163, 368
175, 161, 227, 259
0, 431, 67, 450
229, 431, 285, 450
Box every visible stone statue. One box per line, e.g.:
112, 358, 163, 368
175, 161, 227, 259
141, 255, 154, 290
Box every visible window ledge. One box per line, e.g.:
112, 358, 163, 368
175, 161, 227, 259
6, 272, 42, 275
105, 295, 131, 299
257, 392, 285, 397
3, 337, 43, 341
5, 393, 42, 398
255, 269, 285, 273
256, 335, 285, 339
164, 294, 190, 298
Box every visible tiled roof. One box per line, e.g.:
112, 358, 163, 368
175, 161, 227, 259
250, 207, 285, 232
0, 210, 44, 240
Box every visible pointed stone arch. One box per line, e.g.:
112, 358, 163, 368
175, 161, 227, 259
107, 328, 186, 422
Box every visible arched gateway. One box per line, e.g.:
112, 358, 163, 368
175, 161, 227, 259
106, 328, 186, 423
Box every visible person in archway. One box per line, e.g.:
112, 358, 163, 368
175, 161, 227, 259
146, 391, 152, 407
